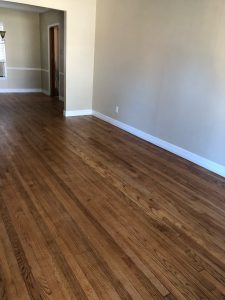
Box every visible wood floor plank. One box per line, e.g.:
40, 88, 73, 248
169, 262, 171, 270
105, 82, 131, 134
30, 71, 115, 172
1, 173, 70, 300
0, 93, 225, 299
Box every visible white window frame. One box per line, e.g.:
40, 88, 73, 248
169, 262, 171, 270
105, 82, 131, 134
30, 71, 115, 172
0, 22, 7, 80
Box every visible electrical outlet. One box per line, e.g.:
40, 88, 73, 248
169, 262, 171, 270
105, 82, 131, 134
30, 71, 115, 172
115, 105, 119, 114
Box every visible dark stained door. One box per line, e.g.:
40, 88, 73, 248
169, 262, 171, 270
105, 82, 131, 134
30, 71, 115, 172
49, 26, 59, 97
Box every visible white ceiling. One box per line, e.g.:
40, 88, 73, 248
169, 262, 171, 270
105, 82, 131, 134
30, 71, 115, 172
0, 1, 50, 13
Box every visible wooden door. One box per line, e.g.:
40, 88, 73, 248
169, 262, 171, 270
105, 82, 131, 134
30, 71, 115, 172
49, 26, 59, 97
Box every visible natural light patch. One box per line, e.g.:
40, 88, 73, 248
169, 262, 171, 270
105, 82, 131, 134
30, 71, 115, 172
0, 23, 6, 78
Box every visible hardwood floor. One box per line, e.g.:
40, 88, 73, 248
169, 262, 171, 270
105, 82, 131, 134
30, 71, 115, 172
0, 93, 225, 299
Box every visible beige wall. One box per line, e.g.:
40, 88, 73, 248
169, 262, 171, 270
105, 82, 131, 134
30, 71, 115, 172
93, 0, 225, 167
3, 0, 96, 111
1, 0, 224, 169
40, 10, 64, 98
0, 8, 41, 90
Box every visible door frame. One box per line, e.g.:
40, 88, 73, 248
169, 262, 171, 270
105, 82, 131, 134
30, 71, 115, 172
48, 23, 60, 97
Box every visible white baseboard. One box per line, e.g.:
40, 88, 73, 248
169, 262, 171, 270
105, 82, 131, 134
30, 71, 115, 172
42, 89, 51, 96
0, 88, 64, 99
43, 92, 64, 101
0, 88, 42, 93
64, 109, 93, 117
93, 111, 225, 178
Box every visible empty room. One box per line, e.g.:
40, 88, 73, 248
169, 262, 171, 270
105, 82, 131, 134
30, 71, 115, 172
0, 0, 225, 299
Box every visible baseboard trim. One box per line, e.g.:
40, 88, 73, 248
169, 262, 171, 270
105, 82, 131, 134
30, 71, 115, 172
64, 109, 93, 117
0, 89, 64, 98
0, 88, 42, 93
42, 89, 51, 96
93, 111, 225, 178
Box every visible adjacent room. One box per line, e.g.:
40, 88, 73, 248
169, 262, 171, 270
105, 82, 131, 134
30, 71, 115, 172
0, 0, 225, 299
0, 2, 65, 99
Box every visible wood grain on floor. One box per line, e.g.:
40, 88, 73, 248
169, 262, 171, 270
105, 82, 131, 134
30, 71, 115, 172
0, 94, 225, 299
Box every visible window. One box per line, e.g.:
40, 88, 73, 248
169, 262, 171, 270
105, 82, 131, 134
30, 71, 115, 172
0, 23, 6, 78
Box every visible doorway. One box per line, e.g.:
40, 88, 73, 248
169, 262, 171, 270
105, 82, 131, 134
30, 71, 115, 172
49, 25, 59, 97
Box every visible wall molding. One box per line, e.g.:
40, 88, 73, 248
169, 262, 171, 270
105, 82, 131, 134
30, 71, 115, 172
0, 88, 42, 93
63, 110, 93, 117
7, 67, 42, 71
92, 111, 225, 178
6, 67, 56, 73
1, 68, 62, 96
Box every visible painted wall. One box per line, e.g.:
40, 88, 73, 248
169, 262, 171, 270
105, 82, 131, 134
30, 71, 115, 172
93, 0, 225, 167
2, 0, 96, 111
40, 10, 64, 98
0, 8, 41, 90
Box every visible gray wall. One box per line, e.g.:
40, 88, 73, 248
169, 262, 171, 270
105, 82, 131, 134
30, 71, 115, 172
0, 8, 41, 90
40, 10, 65, 98
93, 0, 225, 167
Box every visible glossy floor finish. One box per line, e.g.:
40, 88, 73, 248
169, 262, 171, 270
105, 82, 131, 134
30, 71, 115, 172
0, 94, 225, 300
